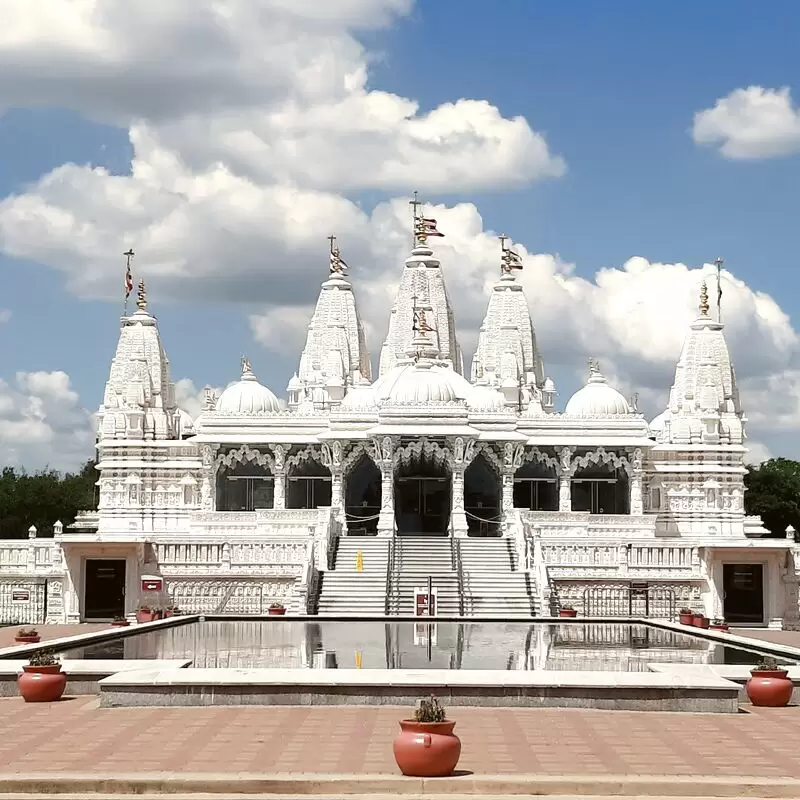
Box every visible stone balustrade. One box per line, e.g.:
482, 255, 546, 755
0, 541, 57, 574
521, 510, 658, 539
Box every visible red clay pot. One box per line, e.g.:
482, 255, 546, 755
709, 623, 729, 631
14, 635, 40, 644
18, 665, 67, 703
135, 610, 154, 624
393, 720, 461, 777
111, 620, 130, 627
692, 614, 710, 629
558, 608, 577, 618
678, 612, 694, 625
268, 608, 286, 616
746, 669, 793, 707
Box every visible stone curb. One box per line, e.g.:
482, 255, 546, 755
0, 773, 799, 797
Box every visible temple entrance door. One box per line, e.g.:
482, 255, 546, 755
344, 454, 382, 535
723, 564, 765, 624
394, 453, 451, 536
84, 559, 126, 619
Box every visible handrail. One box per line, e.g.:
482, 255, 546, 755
452, 537, 465, 616
384, 537, 396, 615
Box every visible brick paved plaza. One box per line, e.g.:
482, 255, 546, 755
0, 623, 799, 785
0, 696, 797, 778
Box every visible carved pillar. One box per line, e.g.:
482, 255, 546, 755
199, 444, 219, 511
501, 443, 523, 535
450, 438, 474, 538
321, 442, 344, 511
271, 445, 286, 510
558, 447, 573, 512
629, 447, 643, 515
374, 436, 395, 537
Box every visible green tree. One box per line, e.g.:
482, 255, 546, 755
0, 460, 97, 539
744, 458, 800, 536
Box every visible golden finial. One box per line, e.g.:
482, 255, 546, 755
136, 278, 147, 311
699, 281, 710, 316
588, 357, 600, 376
327, 234, 348, 275
241, 355, 252, 375
500, 233, 523, 275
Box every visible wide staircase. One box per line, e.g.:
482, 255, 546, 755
316, 537, 390, 616
387, 536, 462, 616
459, 537, 538, 617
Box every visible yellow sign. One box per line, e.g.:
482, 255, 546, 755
356, 551, 363, 572
355, 651, 362, 669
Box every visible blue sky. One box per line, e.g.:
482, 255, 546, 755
0, 0, 798, 469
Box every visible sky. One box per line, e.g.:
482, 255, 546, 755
0, 0, 799, 472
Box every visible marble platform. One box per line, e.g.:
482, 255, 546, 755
0, 659, 192, 696
98, 666, 741, 712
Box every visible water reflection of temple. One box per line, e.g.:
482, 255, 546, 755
66, 621, 740, 671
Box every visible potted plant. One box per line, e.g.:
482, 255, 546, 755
135, 605, 155, 624
111, 615, 130, 627
558, 605, 577, 618
678, 607, 694, 625
746, 658, 793, 707
14, 627, 40, 644
268, 602, 286, 616
17, 649, 67, 703
164, 605, 175, 618
709, 618, 729, 631
393, 695, 461, 777
692, 612, 709, 629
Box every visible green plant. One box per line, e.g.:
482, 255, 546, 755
679, 607, 693, 615
16, 627, 37, 637
561, 604, 574, 611
414, 695, 446, 723
28, 648, 59, 667
113, 615, 126, 622
270, 602, 285, 610
712, 618, 726, 625
756, 657, 781, 670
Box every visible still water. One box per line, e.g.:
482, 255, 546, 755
58, 620, 792, 672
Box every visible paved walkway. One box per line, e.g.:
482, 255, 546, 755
0, 623, 109, 648
0, 697, 797, 778
736, 628, 800, 648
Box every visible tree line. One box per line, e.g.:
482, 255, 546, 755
0, 460, 97, 539
0, 456, 796, 539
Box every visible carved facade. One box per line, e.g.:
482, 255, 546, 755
3, 225, 797, 628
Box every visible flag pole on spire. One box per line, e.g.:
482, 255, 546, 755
714, 256, 724, 323
123, 248, 135, 316
409, 191, 444, 246
499, 233, 523, 275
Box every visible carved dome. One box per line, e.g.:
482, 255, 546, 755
216, 362, 282, 415
386, 362, 460, 404
565, 365, 631, 416
468, 385, 506, 410
339, 382, 378, 411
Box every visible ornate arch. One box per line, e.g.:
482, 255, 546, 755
519, 446, 559, 471
216, 445, 274, 472
474, 442, 503, 475
569, 447, 630, 477
341, 441, 376, 474
286, 445, 328, 472
393, 438, 452, 472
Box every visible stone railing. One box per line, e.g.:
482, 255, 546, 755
0, 540, 57, 575
521, 510, 658, 539
186, 508, 321, 538
541, 541, 701, 580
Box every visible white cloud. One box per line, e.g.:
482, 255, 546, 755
744, 440, 773, 466
1, 1, 800, 463
0, 371, 94, 472
0, 309, 10, 324
692, 86, 800, 159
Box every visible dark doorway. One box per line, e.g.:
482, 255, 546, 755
464, 453, 501, 536
513, 460, 558, 511
394, 453, 451, 536
723, 564, 764, 624
84, 559, 126, 619
571, 462, 630, 514
345, 454, 381, 535
287, 458, 332, 509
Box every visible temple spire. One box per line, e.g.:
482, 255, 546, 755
328, 234, 348, 276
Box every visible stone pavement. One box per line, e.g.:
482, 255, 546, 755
0, 696, 798, 778
737, 628, 800, 649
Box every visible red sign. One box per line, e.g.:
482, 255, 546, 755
141, 579, 162, 592
11, 590, 30, 602
414, 591, 436, 616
